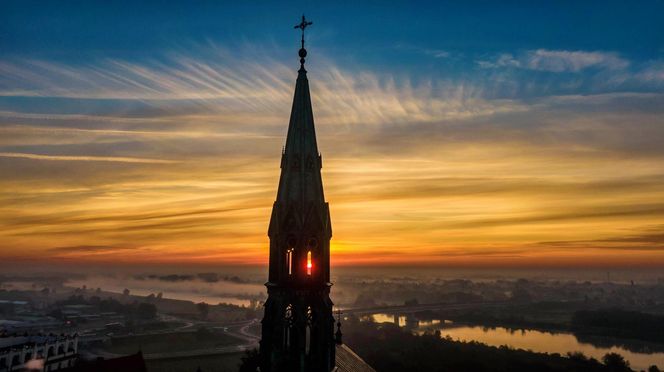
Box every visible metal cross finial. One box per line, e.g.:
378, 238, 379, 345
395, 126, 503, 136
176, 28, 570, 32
294, 15, 313, 68
294, 15, 313, 49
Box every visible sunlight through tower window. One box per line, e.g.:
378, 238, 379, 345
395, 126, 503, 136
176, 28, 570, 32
307, 251, 312, 276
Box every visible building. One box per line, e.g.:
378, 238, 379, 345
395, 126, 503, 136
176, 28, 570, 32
0, 333, 78, 371
61, 352, 146, 372
259, 16, 374, 372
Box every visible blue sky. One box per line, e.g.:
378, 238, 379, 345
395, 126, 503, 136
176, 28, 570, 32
1, 1, 664, 266
3, 1, 664, 101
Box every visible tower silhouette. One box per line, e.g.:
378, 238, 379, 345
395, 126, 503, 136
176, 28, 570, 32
259, 16, 336, 372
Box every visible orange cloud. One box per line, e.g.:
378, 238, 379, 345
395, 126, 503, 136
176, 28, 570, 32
1, 50, 664, 268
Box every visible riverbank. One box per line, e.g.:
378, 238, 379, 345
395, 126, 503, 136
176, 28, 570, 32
345, 319, 649, 372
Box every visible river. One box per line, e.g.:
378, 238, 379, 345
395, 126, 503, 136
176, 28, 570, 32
369, 314, 664, 371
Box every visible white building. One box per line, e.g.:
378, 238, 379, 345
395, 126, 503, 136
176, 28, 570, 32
0, 334, 77, 371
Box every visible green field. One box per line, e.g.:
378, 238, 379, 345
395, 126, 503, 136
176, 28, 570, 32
105, 329, 239, 355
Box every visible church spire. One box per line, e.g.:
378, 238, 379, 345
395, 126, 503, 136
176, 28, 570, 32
270, 15, 329, 235
260, 16, 336, 372
269, 14, 331, 282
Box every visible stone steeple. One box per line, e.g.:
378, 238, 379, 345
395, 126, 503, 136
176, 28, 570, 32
260, 16, 336, 372
268, 63, 330, 228
274, 65, 327, 207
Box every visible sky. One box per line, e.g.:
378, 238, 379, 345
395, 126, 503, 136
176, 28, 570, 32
1, 1, 664, 268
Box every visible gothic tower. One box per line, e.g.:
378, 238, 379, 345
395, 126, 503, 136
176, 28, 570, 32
259, 16, 336, 372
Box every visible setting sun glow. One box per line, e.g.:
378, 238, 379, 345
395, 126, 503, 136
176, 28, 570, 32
1, 4, 664, 269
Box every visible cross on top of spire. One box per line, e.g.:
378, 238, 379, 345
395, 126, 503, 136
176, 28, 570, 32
294, 15, 313, 68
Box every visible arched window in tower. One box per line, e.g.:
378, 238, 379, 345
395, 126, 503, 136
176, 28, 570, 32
286, 248, 294, 276
286, 236, 297, 276
305, 306, 313, 355
284, 304, 294, 349
306, 238, 317, 276
307, 251, 312, 276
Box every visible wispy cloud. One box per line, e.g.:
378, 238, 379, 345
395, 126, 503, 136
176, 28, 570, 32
48, 245, 135, 253
0, 49, 525, 126
477, 53, 521, 69
0, 152, 181, 164
636, 62, 664, 83
423, 49, 451, 59
478, 49, 629, 72
539, 225, 664, 251
1, 46, 664, 266
0, 110, 168, 124
526, 49, 629, 72
394, 44, 452, 59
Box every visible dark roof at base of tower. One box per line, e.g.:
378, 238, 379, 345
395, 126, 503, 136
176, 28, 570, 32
335, 344, 375, 372
62, 351, 147, 372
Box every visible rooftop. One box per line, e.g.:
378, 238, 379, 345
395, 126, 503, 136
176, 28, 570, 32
335, 344, 376, 372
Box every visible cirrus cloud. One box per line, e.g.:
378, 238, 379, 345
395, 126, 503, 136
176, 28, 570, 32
478, 49, 629, 72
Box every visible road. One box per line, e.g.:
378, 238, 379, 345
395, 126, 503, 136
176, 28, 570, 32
143, 318, 260, 360
86, 301, 508, 361
214, 318, 260, 344
87, 318, 261, 361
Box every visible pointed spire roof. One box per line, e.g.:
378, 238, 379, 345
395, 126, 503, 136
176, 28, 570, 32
274, 66, 325, 205
269, 16, 330, 240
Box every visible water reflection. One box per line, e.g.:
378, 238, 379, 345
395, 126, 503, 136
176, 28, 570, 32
437, 326, 664, 371
370, 313, 407, 327
368, 314, 664, 371
367, 313, 450, 328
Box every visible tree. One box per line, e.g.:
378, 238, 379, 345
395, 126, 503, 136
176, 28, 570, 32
602, 353, 630, 372
136, 302, 157, 320
197, 302, 210, 320
566, 351, 588, 362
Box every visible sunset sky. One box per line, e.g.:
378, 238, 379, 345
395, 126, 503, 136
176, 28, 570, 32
2, 1, 664, 267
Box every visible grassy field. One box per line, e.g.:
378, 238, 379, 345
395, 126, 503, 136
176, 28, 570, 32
105, 329, 239, 355
145, 352, 244, 372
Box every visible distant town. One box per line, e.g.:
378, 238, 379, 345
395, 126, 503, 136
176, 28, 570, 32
2, 270, 664, 371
